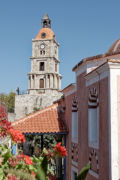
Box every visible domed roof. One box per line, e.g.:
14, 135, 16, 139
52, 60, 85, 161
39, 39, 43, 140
35, 28, 55, 40
106, 38, 120, 55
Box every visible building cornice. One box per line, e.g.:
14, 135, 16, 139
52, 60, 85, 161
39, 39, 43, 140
85, 59, 120, 86
28, 72, 62, 77
32, 38, 59, 46
30, 56, 60, 63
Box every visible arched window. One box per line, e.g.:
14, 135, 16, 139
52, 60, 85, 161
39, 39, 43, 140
39, 79, 44, 88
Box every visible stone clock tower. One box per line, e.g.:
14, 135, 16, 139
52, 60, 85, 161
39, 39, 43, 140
15, 14, 62, 120
28, 14, 61, 95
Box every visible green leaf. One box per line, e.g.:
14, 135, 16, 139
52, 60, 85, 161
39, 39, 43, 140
28, 165, 36, 172
0, 168, 4, 180
32, 156, 40, 163
15, 162, 23, 169
3, 150, 12, 163
76, 163, 90, 180
36, 166, 46, 180
41, 155, 48, 175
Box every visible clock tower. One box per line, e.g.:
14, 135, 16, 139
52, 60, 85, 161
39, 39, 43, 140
28, 14, 62, 95
15, 14, 62, 120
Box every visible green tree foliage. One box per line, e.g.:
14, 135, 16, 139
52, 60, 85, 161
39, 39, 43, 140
43, 134, 57, 149
0, 92, 16, 112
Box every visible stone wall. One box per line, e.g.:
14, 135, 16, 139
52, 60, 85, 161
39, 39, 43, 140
8, 112, 16, 122
15, 90, 62, 120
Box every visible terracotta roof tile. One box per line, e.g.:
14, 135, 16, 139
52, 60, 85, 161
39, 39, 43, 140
12, 103, 67, 134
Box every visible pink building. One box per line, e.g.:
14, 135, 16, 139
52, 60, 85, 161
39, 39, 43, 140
63, 39, 120, 180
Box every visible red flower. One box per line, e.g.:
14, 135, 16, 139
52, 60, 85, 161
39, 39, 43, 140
0, 105, 13, 138
24, 155, 33, 165
48, 174, 57, 180
54, 142, 68, 157
8, 129, 25, 143
31, 171, 36, 177
9, 157, 18, 167
7, 175, 19, 180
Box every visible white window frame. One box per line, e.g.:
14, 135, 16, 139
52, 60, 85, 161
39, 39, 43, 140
72, 111, 78, 143
88, 107, 99, 149
71, 166, 78, 180
89, 169, 99, 179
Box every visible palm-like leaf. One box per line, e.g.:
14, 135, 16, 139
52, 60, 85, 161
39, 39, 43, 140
76, 163, 90, 180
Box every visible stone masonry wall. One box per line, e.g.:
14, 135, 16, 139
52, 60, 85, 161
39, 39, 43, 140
15, 90, 62, 120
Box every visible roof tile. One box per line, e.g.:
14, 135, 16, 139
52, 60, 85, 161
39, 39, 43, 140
12, 103, 67, 134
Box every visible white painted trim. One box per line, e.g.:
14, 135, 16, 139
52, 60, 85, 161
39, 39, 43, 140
72, 138, 78, 144
76, 64, 86, 76
89, 170, 99, 179
108, 69, 111, 180
76, 59, 107, 77
86, 69, 109, 87
109, 68, 120, 180
86, 75, 99, 87
72, 160, 78, 167
64, 86, 76, 97
71, 166, 78, 180
108, 62, 120, 69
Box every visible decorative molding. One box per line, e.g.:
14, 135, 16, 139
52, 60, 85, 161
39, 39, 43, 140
89, 170, 99, 179
86, 70, 109, 87
71, 143, 79, 162
88, 88, 99, 149
72, 96, 78, 112
88, 88, 98, 108
89, 149, 99, 176
72, 160, 78, 167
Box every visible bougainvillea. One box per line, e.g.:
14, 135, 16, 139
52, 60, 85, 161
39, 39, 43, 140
0, 105, 12, 137
54, 142, 68, 157
0, 105, 25, 143
8, 129, 25, 143
9, 153, 33, 167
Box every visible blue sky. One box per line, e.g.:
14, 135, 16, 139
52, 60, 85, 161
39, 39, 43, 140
0, 0, 120, 93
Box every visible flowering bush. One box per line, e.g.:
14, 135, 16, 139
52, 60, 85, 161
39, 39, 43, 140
0, 105, 68, 180
54, 142, 68, 157
8, 129, 25, 143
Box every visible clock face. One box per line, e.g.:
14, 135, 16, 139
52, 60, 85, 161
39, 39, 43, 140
40, 44, 45, 49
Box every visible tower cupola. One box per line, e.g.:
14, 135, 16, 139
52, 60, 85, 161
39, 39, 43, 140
42, 14, 51, 28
